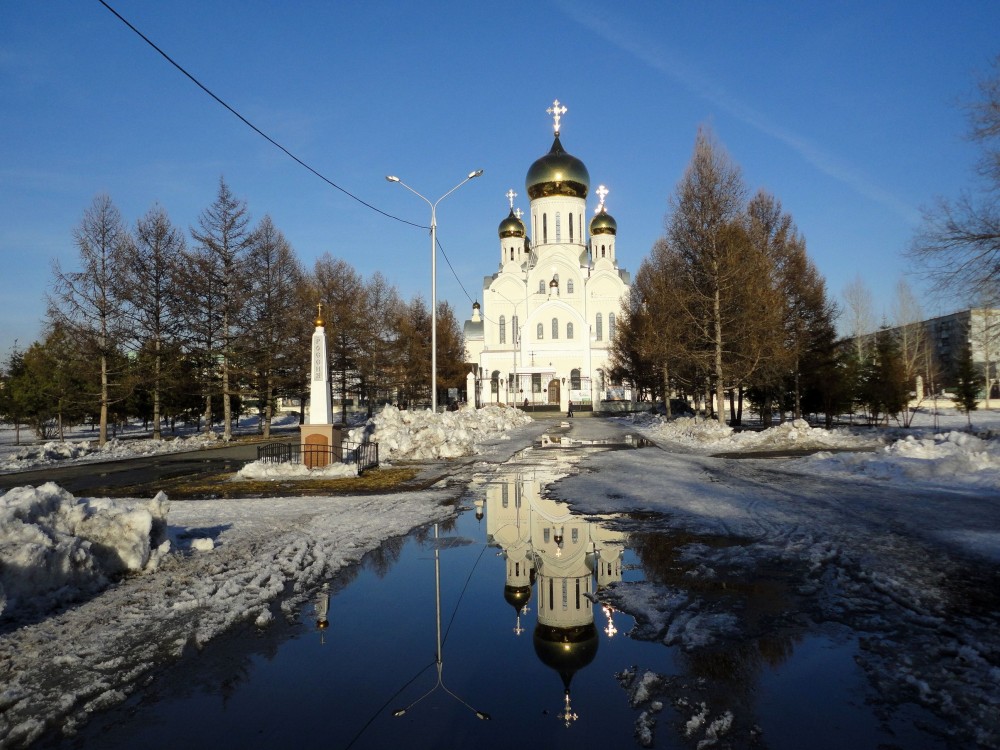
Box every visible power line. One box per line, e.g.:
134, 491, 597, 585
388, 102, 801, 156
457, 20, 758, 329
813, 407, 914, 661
96, 0, 426, 230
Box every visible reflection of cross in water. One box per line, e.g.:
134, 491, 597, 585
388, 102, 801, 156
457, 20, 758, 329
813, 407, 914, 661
393, 524, 490, 721
560, 691, 579, 728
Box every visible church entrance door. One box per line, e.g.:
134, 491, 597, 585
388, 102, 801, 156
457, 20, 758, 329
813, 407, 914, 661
548, 379, 560, 405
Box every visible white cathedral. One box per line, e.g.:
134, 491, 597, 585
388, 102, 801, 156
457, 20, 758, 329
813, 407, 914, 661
464, 101, 631, 412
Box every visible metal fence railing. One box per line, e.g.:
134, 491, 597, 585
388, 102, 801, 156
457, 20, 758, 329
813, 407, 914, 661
256, 440, 379, 474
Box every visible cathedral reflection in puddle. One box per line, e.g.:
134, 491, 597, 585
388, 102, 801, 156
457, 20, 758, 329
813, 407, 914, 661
483, 470, 627, 728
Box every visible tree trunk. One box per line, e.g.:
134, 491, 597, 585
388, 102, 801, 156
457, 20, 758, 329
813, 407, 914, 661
153, 338, 162, 440
713, 284, 725, 425
99, 352, 109, 446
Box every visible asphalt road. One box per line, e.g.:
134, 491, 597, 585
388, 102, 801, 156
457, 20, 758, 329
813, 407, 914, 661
0, 439, 288, 495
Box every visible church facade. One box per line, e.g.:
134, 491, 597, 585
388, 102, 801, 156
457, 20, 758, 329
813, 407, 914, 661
464, 101, 631, 412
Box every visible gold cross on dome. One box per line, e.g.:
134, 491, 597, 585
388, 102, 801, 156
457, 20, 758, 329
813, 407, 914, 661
595, 184, 609, 213
505, 189, 517, 209
546, 99, 567, 135
514, 207, 523, 220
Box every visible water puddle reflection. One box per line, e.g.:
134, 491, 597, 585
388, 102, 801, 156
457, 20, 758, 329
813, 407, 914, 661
57, 453, 944, 749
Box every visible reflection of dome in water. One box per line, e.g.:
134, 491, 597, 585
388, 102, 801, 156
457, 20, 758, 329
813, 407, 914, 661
504, 584, 532, 612
533, 622, 599, 687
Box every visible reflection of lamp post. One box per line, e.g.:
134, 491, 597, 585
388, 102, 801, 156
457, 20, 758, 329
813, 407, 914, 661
387, 171, 483, 412
393, 524, 490, 721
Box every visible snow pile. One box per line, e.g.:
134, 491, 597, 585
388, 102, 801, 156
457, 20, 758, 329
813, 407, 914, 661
0, 433, 219, 472
0, 483, 169, 619
347, 404, 532, 460
622, 415, 877, 453
796, 430, 1000, 489
237, 460, 358, 480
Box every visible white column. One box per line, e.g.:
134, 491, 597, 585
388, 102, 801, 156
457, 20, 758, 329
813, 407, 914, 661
309, 324, 334, 425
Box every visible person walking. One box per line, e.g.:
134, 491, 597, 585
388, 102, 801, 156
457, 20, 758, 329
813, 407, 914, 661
567, 400, 574, 418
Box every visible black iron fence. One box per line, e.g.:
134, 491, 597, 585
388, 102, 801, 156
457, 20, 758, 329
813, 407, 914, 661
256, 440, 379, 474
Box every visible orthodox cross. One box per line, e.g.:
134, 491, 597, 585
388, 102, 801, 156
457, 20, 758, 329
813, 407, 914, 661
595, 184, 609, 213
514, 208, 523, 220
316, 302, 324, 326
506, 188, 517, 209
546, 99, 567, 135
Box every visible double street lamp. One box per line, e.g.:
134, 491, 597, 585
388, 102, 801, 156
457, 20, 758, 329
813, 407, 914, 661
386, 170, 484, 412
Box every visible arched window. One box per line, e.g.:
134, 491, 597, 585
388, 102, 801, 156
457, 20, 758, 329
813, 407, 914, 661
601, 244, 606, 258
555, 212, 561, 242
552, 318, 559, 339
567, 322, 574, 339
491, 370, 500, 390
537, 323, 544, 340
542, 213, 548, 244
596, 313, 603, 341
538, 280, 545, 294
597, 368, 605, 391
499, 315, 506, 344
510, 247, 514, 261
512, 315, 518, 344
571, 368, 581, 389
609, 312, 616, 340
567, 279, 574, 294
569, 213, 574, 242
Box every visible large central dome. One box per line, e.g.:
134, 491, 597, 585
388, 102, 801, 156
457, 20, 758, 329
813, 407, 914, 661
525, 135, 589, 200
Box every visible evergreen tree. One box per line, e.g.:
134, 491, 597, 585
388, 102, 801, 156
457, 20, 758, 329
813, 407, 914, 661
954, 343, 980, 427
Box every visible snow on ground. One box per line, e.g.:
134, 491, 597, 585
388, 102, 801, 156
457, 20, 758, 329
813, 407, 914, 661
0, 405, 544, 746
347, 403, 533, 460
236, 459, 358, 480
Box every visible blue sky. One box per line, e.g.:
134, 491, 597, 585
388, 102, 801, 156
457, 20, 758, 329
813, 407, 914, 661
2, 1, 998, 358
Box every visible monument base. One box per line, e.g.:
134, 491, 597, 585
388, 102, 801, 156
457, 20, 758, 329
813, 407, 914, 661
300, 424, 343, 469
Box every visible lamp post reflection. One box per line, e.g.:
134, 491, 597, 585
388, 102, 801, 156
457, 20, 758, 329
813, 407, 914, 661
393, 524, 491, 721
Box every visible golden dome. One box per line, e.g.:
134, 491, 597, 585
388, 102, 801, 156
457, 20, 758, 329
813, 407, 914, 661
526, 135, 589, 200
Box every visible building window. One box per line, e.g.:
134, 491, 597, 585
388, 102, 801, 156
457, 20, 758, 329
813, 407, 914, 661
512, 316, 518, 344
542, 213, 548, 244
609, 312, 616, 340
502, 482, 508, 508
552, 318, 559, 339
537, 323, 544, 340
533, 373, 542, 392
499, 315, 506, 344
601, 244, 606, 258
491, 370, 500, 393
569, 213, 574, 242
510, 247, 514, 261
539, 280, 545, 294
567, 279, 574, 294
567, 322, 574, 339
555, 212, 561, 242
596, 313, 603, 341
571, 368, 581, 389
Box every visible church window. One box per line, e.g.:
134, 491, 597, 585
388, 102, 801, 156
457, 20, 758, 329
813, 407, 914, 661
542, 213, 548, 244
571, 368, 581, 389
572, 528, 579, 544
537, 322, 544, 340
562, 580, 568, 610
596, 313, 603, 341
601, 244, 606, 258
538, 280, 545, 294
555, 212, 561, 242
510, 247, 514, 261
609, 312, 616, 340
552, 318, 559, 339
512, 316, 518, 344
544, 528, 550, 543
569, 213, 574, 242
501, 481, 509, 508
575, 578, 580, 610
597, 368, 605, 391
567, 279, 574, 294
532, 373, 541, 392
491, 370, 500, 399
499, 315, 506, 344
567, 322, 574, 339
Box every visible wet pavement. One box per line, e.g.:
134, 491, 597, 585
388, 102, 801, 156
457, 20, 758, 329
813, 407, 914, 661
45, 423, 953, 749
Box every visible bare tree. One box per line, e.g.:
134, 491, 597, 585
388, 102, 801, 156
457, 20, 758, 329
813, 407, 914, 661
910, 55, 1000, 301
312, 254, 364, 423
842, 275, 877, 359
356, 272, 402, 416
244, 215, 304, 438
190, 177, 254, 440
118, 204, 185, 439
48, 195, 129, 445
890, 278, 930, 424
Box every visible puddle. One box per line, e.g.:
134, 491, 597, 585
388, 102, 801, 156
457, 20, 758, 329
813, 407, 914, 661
53, 458, 946, 749
539, 432, 655, 449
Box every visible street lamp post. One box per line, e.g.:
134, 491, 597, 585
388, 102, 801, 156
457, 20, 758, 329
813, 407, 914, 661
386, 170, 483, 412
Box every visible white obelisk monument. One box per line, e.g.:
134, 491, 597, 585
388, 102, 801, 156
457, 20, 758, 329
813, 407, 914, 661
300, 304, 339, 468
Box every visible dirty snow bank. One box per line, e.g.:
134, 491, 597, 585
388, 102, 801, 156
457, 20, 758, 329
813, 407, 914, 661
236, 460, 358, 480
794, 430, 1000, 491
0, 433, 219, 473
348, 404, 532, 460
620, 415, 879, 453
0, 489, 455, 746
0, 483, 169, 619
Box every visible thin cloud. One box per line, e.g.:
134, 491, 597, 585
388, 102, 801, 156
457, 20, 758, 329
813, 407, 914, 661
557, 0, 921, 224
